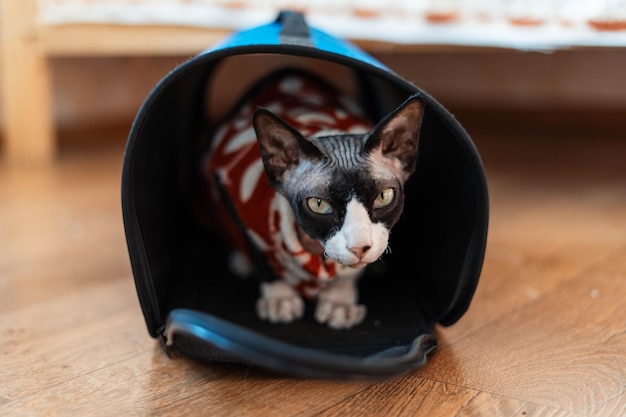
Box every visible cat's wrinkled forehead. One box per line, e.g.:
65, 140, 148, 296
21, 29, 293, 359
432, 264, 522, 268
308, 134, 369, 170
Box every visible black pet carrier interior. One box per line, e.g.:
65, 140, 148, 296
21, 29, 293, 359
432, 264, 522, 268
122, 11, 489, 379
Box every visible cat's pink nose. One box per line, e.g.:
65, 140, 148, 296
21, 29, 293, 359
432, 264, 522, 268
349, 245, 371, 259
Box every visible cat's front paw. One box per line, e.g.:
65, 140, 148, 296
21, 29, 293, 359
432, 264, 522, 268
315, 300, 366, 329
257, 295, 304, 323
256, 281, 304, 323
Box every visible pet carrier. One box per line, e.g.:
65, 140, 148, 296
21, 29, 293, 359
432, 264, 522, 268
122, 11, 488, 379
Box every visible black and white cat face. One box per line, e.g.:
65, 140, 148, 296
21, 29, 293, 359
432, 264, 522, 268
253, 95, 424, 268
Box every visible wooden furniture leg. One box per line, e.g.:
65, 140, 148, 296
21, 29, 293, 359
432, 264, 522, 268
1, 0, 55, 164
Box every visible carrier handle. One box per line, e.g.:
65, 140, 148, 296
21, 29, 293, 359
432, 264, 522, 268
277, 10, 314, 47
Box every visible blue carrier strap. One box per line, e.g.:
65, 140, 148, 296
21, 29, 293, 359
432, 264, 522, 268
200, 10, 390, 73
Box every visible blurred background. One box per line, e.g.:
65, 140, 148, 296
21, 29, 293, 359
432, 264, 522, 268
1, 0, 625, 164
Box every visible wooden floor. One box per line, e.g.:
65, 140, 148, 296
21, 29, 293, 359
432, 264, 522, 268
1, 124, 625, 417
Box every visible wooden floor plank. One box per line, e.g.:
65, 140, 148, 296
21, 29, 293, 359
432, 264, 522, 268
314, 371, 587, 417
1, 347, 374, 417
315, 375, 523, 417
436, 135, 626, 347
0, 278, 138, 356
0, 286, 150, 401
0, 243, 131, 313
0, 148, 124, 268
417, 249, 626, 416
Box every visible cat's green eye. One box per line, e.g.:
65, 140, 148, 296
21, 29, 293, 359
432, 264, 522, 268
306, 197, 333, 214
373, 187, 395, 209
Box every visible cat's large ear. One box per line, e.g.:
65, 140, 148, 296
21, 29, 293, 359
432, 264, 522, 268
364, 94, 424, 179
253, 108, 323, 184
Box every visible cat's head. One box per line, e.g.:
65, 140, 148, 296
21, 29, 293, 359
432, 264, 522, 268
253, 95, 424, 268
